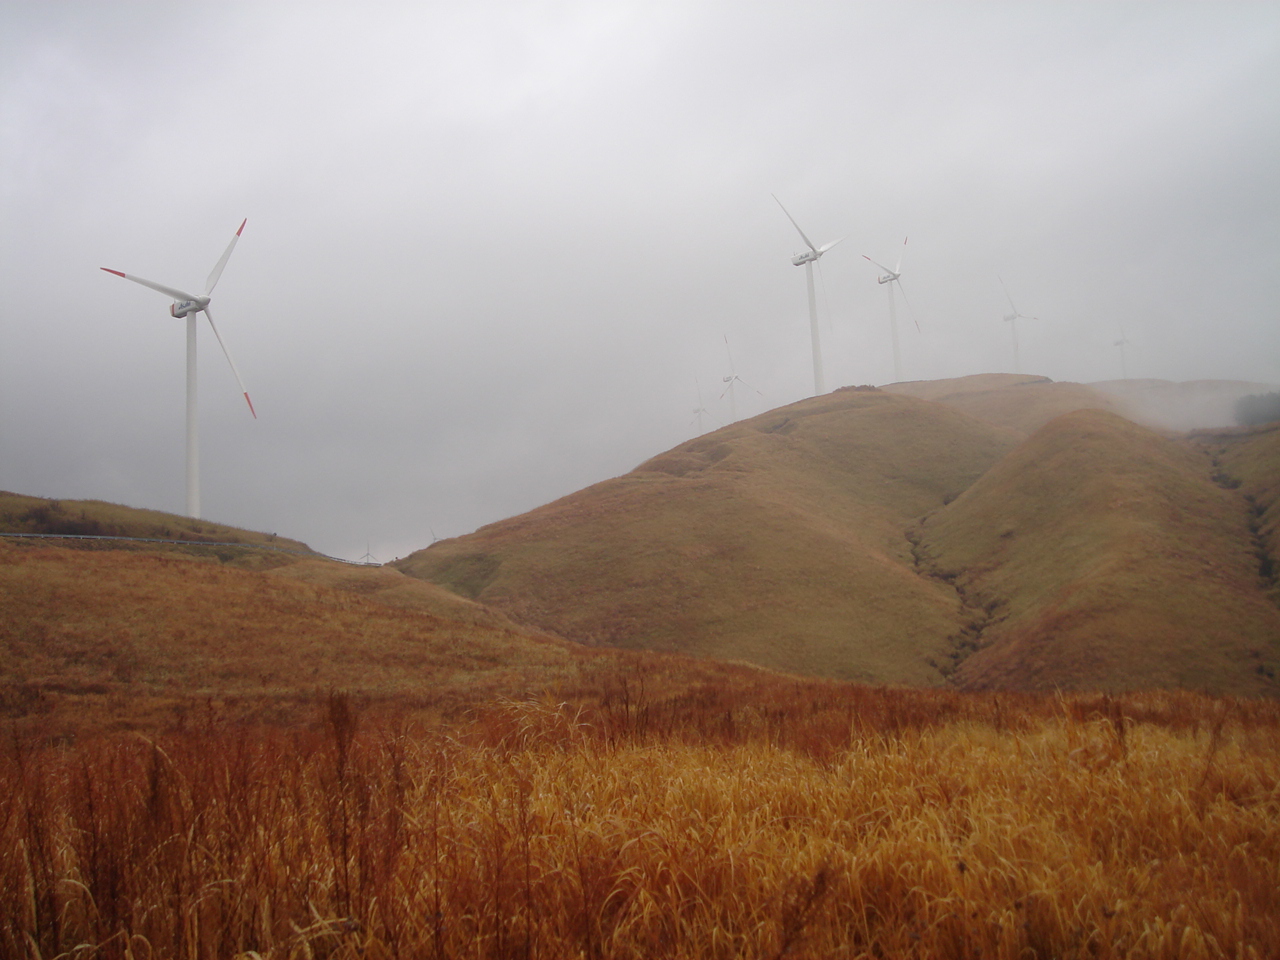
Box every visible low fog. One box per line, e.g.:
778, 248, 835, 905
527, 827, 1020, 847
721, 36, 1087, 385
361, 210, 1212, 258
1, 3, 1277, 560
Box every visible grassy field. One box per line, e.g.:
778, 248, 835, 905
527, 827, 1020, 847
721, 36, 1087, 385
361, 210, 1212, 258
3, 683, 1278, 959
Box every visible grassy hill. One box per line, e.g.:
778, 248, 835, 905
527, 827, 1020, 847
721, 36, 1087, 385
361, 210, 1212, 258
397, 379, 1280, 696
396, 388, 1023, 685
0, 504, 773, 736
7, 376, 1277, 708
0, 490, 317, 568
917, 409, 1280, 693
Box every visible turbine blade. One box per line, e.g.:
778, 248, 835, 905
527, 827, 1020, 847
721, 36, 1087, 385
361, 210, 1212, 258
202, 305, 256, 418
772, 194, 819, 254
101, 268, 198, 302
863, 255, 894, 275
997, 274, 1021, 315
894, 236, 908, 274
205, 218, 246, 295
896, 279, 921, 332
818, 236, 845, 254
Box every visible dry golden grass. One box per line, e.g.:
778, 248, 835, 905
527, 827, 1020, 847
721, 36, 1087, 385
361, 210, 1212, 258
3, 685, 1278, 959
921, 409, 1280, 694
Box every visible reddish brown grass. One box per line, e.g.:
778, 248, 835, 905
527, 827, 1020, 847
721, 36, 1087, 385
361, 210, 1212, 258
3, 683, 1277, 959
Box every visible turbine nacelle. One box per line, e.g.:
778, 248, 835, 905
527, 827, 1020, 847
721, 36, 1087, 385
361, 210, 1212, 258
170, 297, 211, 318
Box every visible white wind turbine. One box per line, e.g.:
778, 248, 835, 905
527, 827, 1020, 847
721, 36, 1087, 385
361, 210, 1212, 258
863, 237, 916, 383
101, 219, 255, 519
773, 195, 843, 396
998, 275, 1038, 374
720, 335, 762, 423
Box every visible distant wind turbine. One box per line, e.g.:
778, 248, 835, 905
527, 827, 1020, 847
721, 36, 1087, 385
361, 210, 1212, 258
997, 275, 1038, 374
1114, 327, 1132, 380
690, 377, 714, 434
864, 237, 916, 383
773, 195, 843, 396
720, 336, 762, 423
101, 219, 255, 519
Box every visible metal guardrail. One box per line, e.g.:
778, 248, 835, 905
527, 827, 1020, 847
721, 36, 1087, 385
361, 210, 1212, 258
0, 531, 380, 567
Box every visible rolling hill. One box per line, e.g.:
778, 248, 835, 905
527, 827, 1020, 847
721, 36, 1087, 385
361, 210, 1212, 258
396, 377, 1280, 695
396, 388, 1023, 685
0, 504, 774, 735
6, 375, 1277, 709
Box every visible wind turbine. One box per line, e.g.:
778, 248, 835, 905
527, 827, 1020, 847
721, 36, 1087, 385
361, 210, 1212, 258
690, 377, 714, 434
101, 219, 255, 519
720, 335, 762, 423
998, 275, 1037, 374
773, 195, 843, 396
1114, 327, 1132, 380
863, 237, 915, 383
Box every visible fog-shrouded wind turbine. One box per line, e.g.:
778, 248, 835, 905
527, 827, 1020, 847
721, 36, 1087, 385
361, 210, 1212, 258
998, 275, 1038, 374
690, 377, 714, 434
863, 237, 916, 383
101, 219, 255, 519
720, 335, 762, 423
773, 195, 843, 396
1114, 326, 1132, 380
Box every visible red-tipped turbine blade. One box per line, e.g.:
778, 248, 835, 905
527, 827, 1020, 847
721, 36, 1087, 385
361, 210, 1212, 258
202, 305, 257, 419
101, 268, 199, 302
205, 218, 247, 295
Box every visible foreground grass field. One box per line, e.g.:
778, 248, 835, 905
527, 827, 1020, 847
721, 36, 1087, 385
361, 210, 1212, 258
4, 683, 1278, 959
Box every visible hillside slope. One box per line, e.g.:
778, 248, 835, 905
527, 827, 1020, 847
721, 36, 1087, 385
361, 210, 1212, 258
1197, 421, 1280, 606
0, 491, 316, 568
918, 409, 1280, 694
396, 389, 1022, 685
0, 536, 781, 735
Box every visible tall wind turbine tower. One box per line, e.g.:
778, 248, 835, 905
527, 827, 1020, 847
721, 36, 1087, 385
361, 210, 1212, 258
998, 275, 1037, 374
773, 195, 843, 396
864, 238, 913, 383
101, 220, 255, 519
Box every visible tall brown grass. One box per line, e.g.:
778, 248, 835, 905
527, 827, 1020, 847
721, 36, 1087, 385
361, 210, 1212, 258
3, 683, 1278, 959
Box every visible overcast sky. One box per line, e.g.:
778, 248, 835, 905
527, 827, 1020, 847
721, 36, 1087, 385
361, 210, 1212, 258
2, 2, 1277, 561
